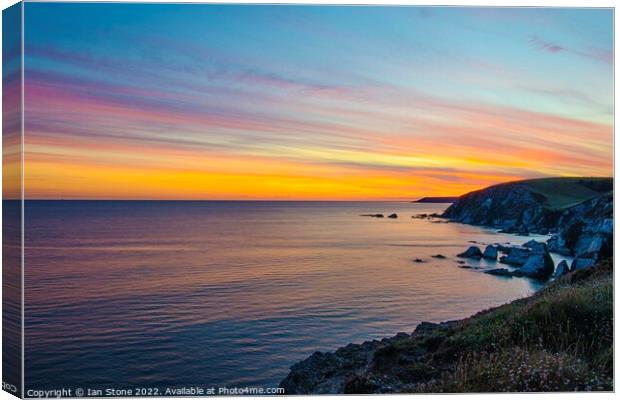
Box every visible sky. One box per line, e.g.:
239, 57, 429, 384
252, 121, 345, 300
21, 4, 613, 200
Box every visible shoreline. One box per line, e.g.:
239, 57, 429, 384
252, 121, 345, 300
280, 178, 613, 393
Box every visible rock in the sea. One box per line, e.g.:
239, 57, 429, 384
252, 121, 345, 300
411, 213, 429, 219
546, 234, 571, 256
499, 248, 531, 266
413, 258, 425, 263
431, 254, 447, 259
457, 246, 483, 259
482, 245, 498, 260
513, 252, 555, 279
554, 260, 570, 277
522, 240, 547, 254
484, 268, 513, 277
496, 244, 514, 253
571, 257, 595, 271
387, 213, 398, 219
361, 214, 384, 218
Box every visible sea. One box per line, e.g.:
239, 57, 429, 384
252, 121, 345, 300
18, 201, 572, 392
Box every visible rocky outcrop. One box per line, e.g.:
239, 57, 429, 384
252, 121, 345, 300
546, 194, 613, 262
442, 179, 612, 262
388, 213, 398, 219
571, 257, 595, 271
513, 252, 554, 279
490, 241, 555, 280
413, 197, 459, 203
499, 247, 531, 266
457, 246, 483, 259
442, 181, 558, 233
482, 245, 498, 260
523, 239, 547, 253
279, 322, 454, 394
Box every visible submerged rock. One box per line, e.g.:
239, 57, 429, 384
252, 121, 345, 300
413, 259, 425, 263
431, 254, 447, 259
387, 213, 398, 219
457, 246, 483, 259
482, 245, 498, 260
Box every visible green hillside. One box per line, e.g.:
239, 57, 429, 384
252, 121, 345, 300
512, 177, 612, 210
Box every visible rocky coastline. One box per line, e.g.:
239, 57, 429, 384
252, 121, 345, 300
442, 177, 612, 270
280, 177, 613, 394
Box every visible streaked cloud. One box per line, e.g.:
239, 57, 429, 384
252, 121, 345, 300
19, 4, 613, 200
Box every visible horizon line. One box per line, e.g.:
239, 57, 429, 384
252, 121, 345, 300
5, 198, 454, 202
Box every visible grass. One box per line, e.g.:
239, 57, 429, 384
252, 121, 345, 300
518, 177, 612, 210
344, 259, 613, 393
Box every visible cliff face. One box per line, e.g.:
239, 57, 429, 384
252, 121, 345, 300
442, 178, 613, 262
547, 193, 613, 260
441, 182, 557, 234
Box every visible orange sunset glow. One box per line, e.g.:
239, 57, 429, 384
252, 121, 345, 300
19, 5, 612, 200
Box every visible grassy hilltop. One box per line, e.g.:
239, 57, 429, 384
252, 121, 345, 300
513, 177, 612, 210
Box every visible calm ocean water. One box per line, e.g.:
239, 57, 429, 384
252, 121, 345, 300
23, 201, 569, 391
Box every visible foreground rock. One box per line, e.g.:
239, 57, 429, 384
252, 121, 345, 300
513, 252, 554, 279
279, 322, 454, 394
457, 246, 483, 259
